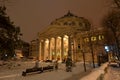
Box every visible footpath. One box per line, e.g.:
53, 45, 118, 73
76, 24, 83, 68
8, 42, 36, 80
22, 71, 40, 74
80, 63, 108, 80
103, 63, 120, 80
0, 61, 92, 80
80, 62, 120, 80
1, 61, 120, 80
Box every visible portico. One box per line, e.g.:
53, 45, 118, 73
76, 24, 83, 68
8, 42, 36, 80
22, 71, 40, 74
38, 11, 91, 62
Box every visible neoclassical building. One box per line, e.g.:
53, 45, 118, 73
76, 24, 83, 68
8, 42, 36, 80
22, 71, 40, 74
34, 12, 107, 62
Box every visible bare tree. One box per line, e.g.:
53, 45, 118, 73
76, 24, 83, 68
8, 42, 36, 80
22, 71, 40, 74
102, 10, 120, 59
114, 0, 120, 8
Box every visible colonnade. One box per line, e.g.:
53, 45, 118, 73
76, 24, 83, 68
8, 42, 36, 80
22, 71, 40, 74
39, 35, 72, 61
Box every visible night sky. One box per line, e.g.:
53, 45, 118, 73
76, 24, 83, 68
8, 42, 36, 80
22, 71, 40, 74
5, 0, 111, 42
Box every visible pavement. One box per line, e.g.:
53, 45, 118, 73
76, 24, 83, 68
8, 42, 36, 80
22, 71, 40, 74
1, 60, 120, 80
80, 62, 120, 80
0, 60, 93, 80
103, 62, 120, 80
80, 62, 108, 80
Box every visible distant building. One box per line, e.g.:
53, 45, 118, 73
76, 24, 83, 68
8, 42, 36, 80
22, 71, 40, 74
29, 39, 39, 59
15, 41, 30, 59
15, 49, 23, 59
22, 41, 30, 58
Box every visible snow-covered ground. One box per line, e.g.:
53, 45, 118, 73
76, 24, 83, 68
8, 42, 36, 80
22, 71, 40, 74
0, 60, 93, 80
80, 63, 108, 80
80, 62, 120, 80
104, 63, 120, 80
2, 60, 119, 80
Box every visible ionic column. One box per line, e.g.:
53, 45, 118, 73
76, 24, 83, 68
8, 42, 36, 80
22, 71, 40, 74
48, 39, 50, 60
43, 40, 46, 60
39, 42, 41, 60
61, 36, 64, 61
72, 37, 76, 61
41, 40, 45, 60
54, 37, 57, 60
68, 35, 72, 58
73, 34, 77, 62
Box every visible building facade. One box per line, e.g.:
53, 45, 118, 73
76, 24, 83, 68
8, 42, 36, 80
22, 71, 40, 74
33, 12, 108, 62
29, 39, 39, 59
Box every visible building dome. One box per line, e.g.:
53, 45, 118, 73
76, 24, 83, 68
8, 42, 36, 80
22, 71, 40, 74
50, 11, 91, 31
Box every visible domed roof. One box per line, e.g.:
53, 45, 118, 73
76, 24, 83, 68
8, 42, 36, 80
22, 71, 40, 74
50, 11, 91, 31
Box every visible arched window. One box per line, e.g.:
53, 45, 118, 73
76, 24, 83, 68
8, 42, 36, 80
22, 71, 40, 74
98, 35, 104, 40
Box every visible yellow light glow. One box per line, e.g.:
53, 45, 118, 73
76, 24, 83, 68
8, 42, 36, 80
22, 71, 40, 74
64, 35, 68, 38
58, 36, 61, 39
84, 38, 89, 42
41, 40, 44, 42
91, 36, 96, 41
45, 39, 49, 43
98, 35, 104, 40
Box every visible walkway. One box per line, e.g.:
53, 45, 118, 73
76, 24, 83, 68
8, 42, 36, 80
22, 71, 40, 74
104, 63, 120, 80
0, 61, 93, 80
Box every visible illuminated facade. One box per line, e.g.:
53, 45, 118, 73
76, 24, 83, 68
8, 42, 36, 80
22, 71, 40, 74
36, 12, 107, 62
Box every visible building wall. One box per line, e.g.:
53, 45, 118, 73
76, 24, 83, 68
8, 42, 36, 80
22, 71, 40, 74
37, 29, 108, 63
31, 12, 113, 62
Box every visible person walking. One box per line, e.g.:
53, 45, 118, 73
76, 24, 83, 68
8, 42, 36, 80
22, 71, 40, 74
54, 60, 58, 70
66, 57, 72, 72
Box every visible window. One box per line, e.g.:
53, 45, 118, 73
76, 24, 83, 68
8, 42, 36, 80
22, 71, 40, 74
84, 38, 89, 42
98, 35, 104, 40
91, 36, 97, 41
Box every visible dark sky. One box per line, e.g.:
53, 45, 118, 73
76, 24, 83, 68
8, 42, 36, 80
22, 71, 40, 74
5, 0, 111, 42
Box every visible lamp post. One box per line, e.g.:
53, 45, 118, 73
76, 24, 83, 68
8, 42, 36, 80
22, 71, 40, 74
105, 45, 110, 62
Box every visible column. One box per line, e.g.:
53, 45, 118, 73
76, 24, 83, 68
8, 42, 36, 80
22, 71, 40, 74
61, 36, 64, 61
41, 40, 45, 60
68, 35, 72, 58
39, 42, 41, 60
73, 36, 77, 61
74, 37, 77, 61
48, 39, 50, 60
43, 40, 46, 60
54, 37, 57, 60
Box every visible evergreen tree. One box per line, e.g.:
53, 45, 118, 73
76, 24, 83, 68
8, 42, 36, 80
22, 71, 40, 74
0, 6, 21, 60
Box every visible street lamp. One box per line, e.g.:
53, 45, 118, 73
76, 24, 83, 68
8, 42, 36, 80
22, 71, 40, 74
104, 45, 110, 62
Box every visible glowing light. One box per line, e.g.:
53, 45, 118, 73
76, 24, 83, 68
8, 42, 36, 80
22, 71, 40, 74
45, 39, 49, 43
105, 46, 109, 52
5, 54, 7, 57
64, 35, 68, 38
58, 36, 61, 39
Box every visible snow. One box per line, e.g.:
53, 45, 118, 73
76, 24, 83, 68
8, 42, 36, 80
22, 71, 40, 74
104, 63, 120, 80
80, 63, 108, 80
0, 60, 119, 80
0, 61, 92, 80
